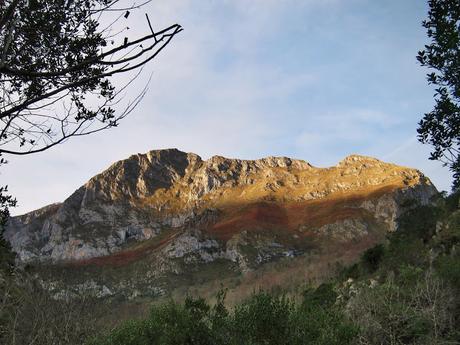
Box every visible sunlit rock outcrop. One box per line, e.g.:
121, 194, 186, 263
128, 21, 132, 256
5, 149, 437, 272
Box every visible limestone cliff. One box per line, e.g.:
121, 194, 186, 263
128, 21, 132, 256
5, 149, 436, 265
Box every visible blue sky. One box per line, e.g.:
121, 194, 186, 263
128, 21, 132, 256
2, 0, 453, 215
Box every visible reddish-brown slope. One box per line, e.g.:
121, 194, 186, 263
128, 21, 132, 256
70, 229, 182, 267
209, 185, 397, 241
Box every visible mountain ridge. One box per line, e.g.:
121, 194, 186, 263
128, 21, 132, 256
11, 149, 424, 218
3, 148, 439, 299
6, 148, 436, 262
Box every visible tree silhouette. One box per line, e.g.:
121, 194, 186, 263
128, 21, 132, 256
417, 0, 460, 190
0, 0, 182, 155
0, 0, 181, 225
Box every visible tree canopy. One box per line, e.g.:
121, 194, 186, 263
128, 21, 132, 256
0, 0, 181, 226
0, 0, 182, 156
417, 0, 460, 190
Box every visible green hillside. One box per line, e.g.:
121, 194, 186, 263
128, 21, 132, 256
2, 192, 459, 345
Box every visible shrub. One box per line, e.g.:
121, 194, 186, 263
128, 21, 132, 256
231, 292, 293, 345
90, 289, 358, 345
348, 268, 457, 345
397, 206, 440, 243
361, 244, 385, 273
91, 297, 217, 345
1, 271, 100, 345
435, 253, 460, 291
302, 282, 337, 309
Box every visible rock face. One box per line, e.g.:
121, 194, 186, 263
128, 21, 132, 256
5, 149, 437, 264
4, 149, 438, 298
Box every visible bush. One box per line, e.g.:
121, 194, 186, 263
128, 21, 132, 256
0, 271, 100, 345
90, 289, 358, 345
361, 244, 385, 273
397, 206, 440, 243
302, 283, 337, 309
91, 297, 217, 345
348, 268, 457, 345
435, 253, 460, 291
445, 192, 460, 213
232, 292, 293, 345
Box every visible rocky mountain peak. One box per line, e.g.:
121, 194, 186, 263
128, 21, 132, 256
5, 149, 438, 266
76, 150, 318, 205
80, 149, 199, 202
338, 154, 383, 166
2, 149, 442, 302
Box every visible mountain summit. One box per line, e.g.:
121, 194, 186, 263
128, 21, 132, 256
5, 149, 437, 298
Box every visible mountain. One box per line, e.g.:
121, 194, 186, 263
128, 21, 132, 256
4, 149, 438, 299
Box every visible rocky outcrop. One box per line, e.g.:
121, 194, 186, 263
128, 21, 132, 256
4, 149, 437, 266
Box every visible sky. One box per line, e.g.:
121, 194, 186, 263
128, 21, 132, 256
2, 0, 454, 216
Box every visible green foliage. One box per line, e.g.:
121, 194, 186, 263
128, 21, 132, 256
302, 282, 337, 309
0, 159, 16, 273
343, 206, 438, 279
396, 205, 441, 242
0, 1, 181, 155
0, 238, 15, 274
376, 206, 441, 273
436, 253, 460, 290
6, 196, 459, 345
150, 298, 215, 345
342, 193, 460, 344
86, 193, 460, 345
361, 244, 385, 273
91, 296, 219, 345
416, 0, 460, 190
0, 158, 16, 231
90, 289, 357, 345
297, 284, 357, 345
384, 236, 430, 273
436, 211, 460, 249
5, 186, 460, 345
232, 292, 294, 345
445, 191, 460, 212
348, 268, 458, 345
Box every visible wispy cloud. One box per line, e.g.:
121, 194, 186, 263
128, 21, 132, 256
3, 0, 451, 215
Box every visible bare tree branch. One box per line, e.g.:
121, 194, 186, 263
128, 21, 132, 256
0, 0, 182, 155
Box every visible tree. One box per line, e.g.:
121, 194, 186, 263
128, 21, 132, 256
0, 0, 182, 156
0, 0, 181, 226
417, 0, 460, 191
0, 179, 16, 272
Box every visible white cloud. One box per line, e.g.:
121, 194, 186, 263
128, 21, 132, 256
3, 0, 448, 216
295, 108, 401, 150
